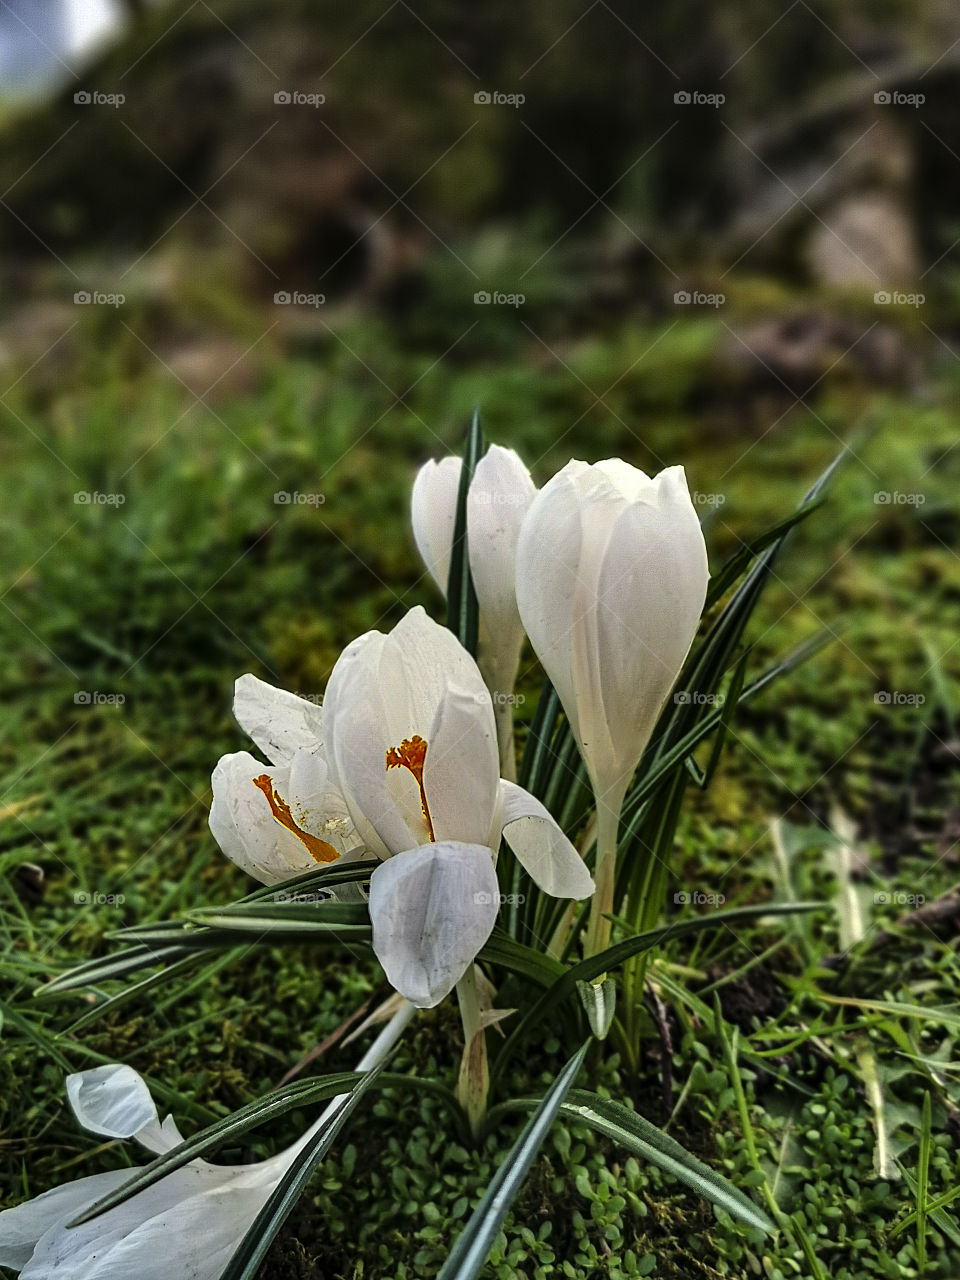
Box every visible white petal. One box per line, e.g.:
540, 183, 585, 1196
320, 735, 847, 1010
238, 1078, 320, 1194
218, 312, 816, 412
593, 476, 708, 778
380, 607, 490, 734
515, 467, 586, 747
21, 1164, 276, 1280
325, 645, 421, 855
66, 1066, 159, 1141
369, 842, 499, 1007
209, 752, 355, 885
411, 457, 461, 596
232, 674, 323, 765
424, 684, 499, 845
0, 1171, 134, 1271
499, 781, 594, 899
325, 609, 493, 857
467, 445, 535, 641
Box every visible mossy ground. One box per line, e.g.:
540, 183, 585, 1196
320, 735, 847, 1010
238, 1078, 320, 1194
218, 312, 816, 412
2, 281, 960, 1278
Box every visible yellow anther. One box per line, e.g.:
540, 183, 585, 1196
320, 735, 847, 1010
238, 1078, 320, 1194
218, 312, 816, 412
385, 735, 436, 842
252, 774, 340, 864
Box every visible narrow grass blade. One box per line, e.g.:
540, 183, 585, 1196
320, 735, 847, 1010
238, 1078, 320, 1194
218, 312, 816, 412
479, 930, 565, 987
705, 498, 823, 608
446, 406, 484, 656
492, 903, 820, 1084
439, 1041, 590, 1280
220, 1058, 390, 1280
494, 1091, 774, 1234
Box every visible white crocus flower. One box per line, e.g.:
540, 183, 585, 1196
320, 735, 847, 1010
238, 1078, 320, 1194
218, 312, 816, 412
322, 606, 593, 1006
209, 609, 592, 1009
515, 460, 709, 953
411, 445, 536, 776
0, 1011, 414, 1279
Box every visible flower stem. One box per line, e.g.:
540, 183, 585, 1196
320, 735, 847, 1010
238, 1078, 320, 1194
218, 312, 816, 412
455, 966, 489, 1139
494, 697, 517, 782
584, 792, 623, 958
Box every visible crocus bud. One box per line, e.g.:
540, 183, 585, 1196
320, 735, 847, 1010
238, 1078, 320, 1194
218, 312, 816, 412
516, 459, 709, 813
411, 445, 536, 774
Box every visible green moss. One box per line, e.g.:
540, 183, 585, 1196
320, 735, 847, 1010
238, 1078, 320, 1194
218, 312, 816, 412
2, 287, 960, 1277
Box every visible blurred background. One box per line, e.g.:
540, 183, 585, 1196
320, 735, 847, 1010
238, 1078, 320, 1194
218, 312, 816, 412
4, 0, 960, 966
4, 4, 960, 1270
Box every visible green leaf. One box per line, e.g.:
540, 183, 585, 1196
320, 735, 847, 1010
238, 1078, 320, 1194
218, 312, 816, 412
622, 629, 832, 825
40, 899, 375, 997
68, 1072, 365, 1226
238, 862, 373, 902
492, 903, 821, 1084
188, 899, 372, 939
61, 952, 211, 1033
220, 1058, 390, 1280
577, 977, 617, 1040
658, 446, 845, 762
479, 929, 565, 987
446, 406, 484, 657
496, 1091, 775, 1235
705, 498, 823, 608
38, 943, 212, 995
517, 680, 561, 793
439, 1042, 590, 1280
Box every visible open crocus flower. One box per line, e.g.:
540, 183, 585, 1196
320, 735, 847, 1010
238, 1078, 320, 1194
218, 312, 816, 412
411, 445, 536, 775
211, 608, 593, 1008
210, 674, 368, 885
321, 607, 593, 1005
515, 460, 709, 951
0, 1064, 306, 1279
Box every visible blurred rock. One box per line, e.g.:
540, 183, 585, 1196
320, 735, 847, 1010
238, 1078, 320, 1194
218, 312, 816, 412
720, 311, 915, 392
806, 192, 919, 291
163, 334, 266, 400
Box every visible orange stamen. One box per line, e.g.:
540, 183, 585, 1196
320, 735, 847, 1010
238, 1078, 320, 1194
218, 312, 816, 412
385, 735, 436, 842
252, 774, 340, 864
